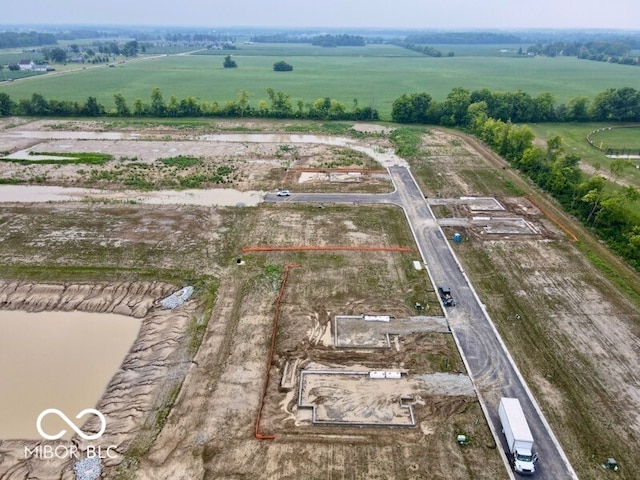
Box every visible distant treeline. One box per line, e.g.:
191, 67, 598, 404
404, 32, 522, 44
527, 40, 640, 66
250, 33, 365, 47
392, 87, 640, 124
163, 33, 235, 43
0, 88, 378, 121
392, 42, 447, 57
0, 31, 57, 48
311, 35, 365, 47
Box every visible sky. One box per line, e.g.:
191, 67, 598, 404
3, 0, 640, 30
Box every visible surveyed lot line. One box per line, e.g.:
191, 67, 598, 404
527, 197, 578, 242
255, 263, 299, 440
242, 245, 417, 253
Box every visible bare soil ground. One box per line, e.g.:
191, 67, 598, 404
0, 119, 394, 194
411, 128, 640, 480
0, 120, 638, 480
0, 118, 504, 479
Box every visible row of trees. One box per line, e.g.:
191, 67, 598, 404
466, 110, 639, 269
0, 88, 378, 121
39, 41, 141, 64
393, 42, 447, 57
405, 32, 522, 45
392, 87, 640, 125
0, 31, 57, 48
311, 35, 365, 47
527, 40, 640, 66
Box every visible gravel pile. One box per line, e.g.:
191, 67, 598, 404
160, 286, 194, 309
73, 456, 101, 480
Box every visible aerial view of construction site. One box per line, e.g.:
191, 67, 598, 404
0, 114, 638, 480
3, 3, 640, 478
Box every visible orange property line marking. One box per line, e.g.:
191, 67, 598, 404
528, 197, 578, 243
242, 245, 417, 253
255, 263, 299, 440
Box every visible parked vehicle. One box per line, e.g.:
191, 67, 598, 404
498, 397, 538, 475
437, 286, 455, 307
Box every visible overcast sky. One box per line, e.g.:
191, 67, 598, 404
3, 0, 640, 30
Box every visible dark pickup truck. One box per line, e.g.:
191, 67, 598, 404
438, 286, 455, 307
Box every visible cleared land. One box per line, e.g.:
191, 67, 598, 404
0, 120, 638, 480
3, 44, 640, 117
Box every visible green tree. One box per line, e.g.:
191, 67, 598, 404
133, 98, 147, 116
237, 90, 250, 117
391, 93, 432, 123
223, 55, 237, 68
467, 101, 488, 133
566, 96, 590, 121
532, 92, 556, 121
440, 87, 471, 126
83, 96, 104, 117
167, 96, 179, 117
179, 96, 202, 116
273, 60, 293, 71
150, 87, 166, 117
122, 40, 139, 57
584, 159, 632, 225
266, 88, 292, 117
113, 93, 131, 116
0, 92, 15, 116
48, 47, 67, 63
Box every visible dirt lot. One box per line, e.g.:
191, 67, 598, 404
409, 128, 640, 479
0, 119, 392, 194
0, 119, 638, 480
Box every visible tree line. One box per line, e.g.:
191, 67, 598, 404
527, 40, 640, 66
0, 88, 378, 121
311, 35, 365, 47
404, 32, 522, 45
467, 109, 639, 270
392, 42, 447, 57
391, 87, 639, 270
392, 86, 640, 124
0, 31, 57, 49
249, 33, 365, 47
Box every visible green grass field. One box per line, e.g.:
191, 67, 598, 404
3, 43, 640, 119
589, 125, 640, 150
528, 123, 640, 187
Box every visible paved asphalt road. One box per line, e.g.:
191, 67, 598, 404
266, 166, 578, 479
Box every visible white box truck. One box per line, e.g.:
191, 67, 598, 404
498, 397, 537, 475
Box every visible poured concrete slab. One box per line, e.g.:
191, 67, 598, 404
297, 370, 476, 427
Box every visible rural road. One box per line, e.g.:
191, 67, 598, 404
266, 165, 578, 480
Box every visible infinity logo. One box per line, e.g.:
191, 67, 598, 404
36, 408, 106, 441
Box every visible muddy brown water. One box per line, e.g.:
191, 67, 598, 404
0, 310, 141, 440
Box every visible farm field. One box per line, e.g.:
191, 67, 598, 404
0, 119, 638, 479
3, 43, 640, 118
